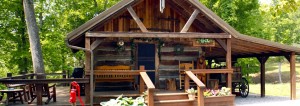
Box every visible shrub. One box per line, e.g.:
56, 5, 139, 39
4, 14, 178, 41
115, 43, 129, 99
100, 95, 147, 106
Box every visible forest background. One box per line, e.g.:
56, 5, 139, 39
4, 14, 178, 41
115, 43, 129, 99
0, 0, 299, 81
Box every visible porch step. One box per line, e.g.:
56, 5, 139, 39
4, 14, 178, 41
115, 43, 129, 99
93, 91, 141, 104
153, 92, 195, 106
154, 93, 189, 100
94, 94, 141, 98
154, 99, 195, 106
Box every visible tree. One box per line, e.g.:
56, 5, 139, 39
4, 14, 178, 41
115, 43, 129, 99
0, 0, 31, 74
200, 0, 263, 75
23, 0, 45, 77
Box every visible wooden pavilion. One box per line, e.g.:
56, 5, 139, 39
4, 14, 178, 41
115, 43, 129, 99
66, 0, 300, 105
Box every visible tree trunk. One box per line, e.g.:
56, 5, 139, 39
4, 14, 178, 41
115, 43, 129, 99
278, 62, 282, 83
23, 0, 45, 78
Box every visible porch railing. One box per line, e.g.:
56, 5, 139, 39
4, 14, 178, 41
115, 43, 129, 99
139, 71, 155, 106
185, 71, 206, 106
93, 66, 155, 106
0, 73, 89, 105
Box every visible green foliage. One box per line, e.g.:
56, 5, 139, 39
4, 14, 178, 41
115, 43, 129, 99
200, 0, 300, 75
235, 58, 260, 75
100, 95, 146, 106
186, 88, 197, 94
0, 0, 120, 76
196, 39, 213, 44
0, 0, 300, 79
204, 87, 231, 97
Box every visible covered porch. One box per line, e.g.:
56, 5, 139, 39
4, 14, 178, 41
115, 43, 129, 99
65, 0, 300, 105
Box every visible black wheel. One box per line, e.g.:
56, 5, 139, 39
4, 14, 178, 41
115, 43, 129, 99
239, 78, 249, 98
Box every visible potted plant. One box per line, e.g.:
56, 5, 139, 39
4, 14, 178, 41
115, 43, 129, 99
203, 87, 235, 106
186, 88, 197, 100
142, 91, 148, 102
100, 95, 146, 106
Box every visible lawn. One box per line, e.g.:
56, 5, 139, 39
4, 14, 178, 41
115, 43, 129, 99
248, 61, 300, 98
249, 83, 300, 98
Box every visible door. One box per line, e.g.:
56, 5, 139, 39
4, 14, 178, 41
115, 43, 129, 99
137, 43, 156, 83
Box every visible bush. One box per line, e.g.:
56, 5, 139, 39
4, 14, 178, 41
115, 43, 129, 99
100, 95, 146, 106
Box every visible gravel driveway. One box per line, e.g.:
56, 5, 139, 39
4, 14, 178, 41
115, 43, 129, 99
235, 94, 300, 106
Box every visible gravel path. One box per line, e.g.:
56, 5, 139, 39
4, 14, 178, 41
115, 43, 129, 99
235, 94, 300, 106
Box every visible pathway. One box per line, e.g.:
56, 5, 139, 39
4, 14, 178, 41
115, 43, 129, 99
235, 94, 300, 106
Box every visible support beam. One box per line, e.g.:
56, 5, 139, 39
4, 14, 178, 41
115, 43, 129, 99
290, 52, 296, 100
127, 6, 149, 32
185, 74, 190, 91
215, 39, 227, 52
139, 66, 145, 94
257, 56, 269, 97
86, 32, 231, 38
85, 37, 91, 104
226, 39, 232, 88
91, 39, 103, 50
181, 9, 200, 33
284, 55, 291, 62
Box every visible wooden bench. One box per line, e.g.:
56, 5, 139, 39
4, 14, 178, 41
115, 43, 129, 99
94, 65, 136, 90
0, 89, 24, 105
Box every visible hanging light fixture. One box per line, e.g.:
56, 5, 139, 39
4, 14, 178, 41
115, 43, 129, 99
160, 0, 165, 13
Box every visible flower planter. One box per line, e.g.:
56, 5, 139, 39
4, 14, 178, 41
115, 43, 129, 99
204, 95, 235, 106
188, 94, 196, 100
192, 39, 215, 47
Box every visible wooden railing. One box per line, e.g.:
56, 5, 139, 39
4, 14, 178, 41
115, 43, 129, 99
92, 66, 155, 106
190, 69, 233, 74
185, 71, 206, 106
1, 71, 69, 80
139, 66, 155, 106
1, 73, 35, 79
0, 73, 89, 105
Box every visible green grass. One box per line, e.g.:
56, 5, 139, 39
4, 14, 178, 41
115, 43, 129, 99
249, 83, 300, 98
248, 61, 300, 98
249, 62, 300, 83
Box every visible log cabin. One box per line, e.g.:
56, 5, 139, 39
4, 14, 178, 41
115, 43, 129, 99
66, 0, 300, 105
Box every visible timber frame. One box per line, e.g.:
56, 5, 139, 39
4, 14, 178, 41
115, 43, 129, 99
66, 0, 300, 105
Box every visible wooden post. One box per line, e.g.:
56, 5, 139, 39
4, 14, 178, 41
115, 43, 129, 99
207, 59, 212, 85
139, 66, 145, 94
226, 39, 232, 88
36, 73, 45, 105
197, 87, 204, 106
257, 56, 269, 97
155, 47, 160, 88
6, 73, 12, 78
290, 52, 296, 100
184, 74, 190, 91
62, 70, 67, 86
85, 37, 91, 104
260, 58, 265, 98
63, 70, 66, 79
148, 89, 154, 106
36, 84, 43, 105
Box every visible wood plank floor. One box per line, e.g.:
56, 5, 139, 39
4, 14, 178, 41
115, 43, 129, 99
0, 86, 185, 106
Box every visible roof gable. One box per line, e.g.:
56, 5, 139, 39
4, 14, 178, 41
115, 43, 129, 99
67, 0, 237, 41
66, 0, 300, 55
67, 0, 138, 41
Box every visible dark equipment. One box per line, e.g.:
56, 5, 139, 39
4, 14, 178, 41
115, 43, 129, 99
231, 67, 249, 98
71, 68, 85, 96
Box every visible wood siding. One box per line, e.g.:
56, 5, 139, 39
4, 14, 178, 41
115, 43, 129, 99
92, 0, 200, 33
